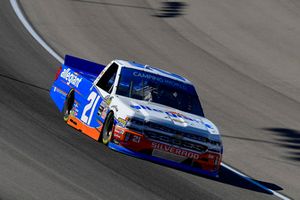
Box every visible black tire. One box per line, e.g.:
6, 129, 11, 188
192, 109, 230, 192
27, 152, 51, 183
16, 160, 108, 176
100, 112, 114, 145
62, 89, 74, 122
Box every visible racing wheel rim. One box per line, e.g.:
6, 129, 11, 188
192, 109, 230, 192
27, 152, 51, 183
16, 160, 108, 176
63, 89, 74, 122
102, 112, 114, 145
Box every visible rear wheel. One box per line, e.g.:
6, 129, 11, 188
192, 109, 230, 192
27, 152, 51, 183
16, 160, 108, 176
100, 112, 114, 145
62, 89, 74, 122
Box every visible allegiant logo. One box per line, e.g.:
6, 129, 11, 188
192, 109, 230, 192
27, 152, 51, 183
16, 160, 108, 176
60, 68, 82, 87
130, 104, 199, 123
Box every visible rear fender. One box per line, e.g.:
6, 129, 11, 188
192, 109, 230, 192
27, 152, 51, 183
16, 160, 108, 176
50, 55, 105, 112
50, 65, 93, 112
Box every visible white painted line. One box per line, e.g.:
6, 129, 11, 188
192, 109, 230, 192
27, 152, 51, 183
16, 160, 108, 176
10, 0, 64, 64
9, 0, 292, 200
222, 163, 291, 200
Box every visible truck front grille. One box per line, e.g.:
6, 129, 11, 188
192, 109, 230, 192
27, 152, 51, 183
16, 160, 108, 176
144, 130, 208, 153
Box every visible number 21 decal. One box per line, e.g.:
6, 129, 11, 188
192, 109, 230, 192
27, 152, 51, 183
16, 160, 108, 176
81, 91, 100, 125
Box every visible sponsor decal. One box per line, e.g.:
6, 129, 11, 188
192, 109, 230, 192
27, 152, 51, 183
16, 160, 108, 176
70, 110, 77, 117
151, 142, 200, 159
130, 104, 199, 123
60, 68, 82, 87
104, 95, 113, 106
101, 107, 108, 119
205, 123, 212, 129
168, 111, 184, 117
114, 127, 124, 135
117, 117, 127, 127
171, 118, 185, 123
53, 86, 67, 95
132, 71, 187, 90
98, 95, 112, 119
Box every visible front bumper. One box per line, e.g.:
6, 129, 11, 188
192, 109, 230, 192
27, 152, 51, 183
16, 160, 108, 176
108, 142, 219, 177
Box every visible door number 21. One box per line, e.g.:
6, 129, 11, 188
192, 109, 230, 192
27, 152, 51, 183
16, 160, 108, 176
81, 91, 100, 125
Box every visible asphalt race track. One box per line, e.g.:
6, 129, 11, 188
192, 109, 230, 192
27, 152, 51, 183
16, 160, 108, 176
1, 0, 300, 199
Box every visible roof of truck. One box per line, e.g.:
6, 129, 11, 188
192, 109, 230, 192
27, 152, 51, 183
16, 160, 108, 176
115, 59, 192, 84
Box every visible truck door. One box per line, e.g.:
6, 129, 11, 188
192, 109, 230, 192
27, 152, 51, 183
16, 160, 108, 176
80, 62, 119, 128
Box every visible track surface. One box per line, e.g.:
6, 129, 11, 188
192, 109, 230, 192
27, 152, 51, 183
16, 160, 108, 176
1, 0, 300, 199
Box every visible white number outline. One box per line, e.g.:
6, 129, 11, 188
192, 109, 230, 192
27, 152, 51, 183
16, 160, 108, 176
81, 91, 100, 125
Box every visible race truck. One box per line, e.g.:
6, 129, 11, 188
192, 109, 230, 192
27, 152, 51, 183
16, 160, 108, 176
50, 55, 223, 176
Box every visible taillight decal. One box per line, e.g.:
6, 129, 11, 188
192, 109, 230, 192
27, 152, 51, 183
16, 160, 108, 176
54, 66, 62, 81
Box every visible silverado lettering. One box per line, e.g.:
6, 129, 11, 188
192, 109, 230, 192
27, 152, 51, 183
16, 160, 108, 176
152, 142, 200, 159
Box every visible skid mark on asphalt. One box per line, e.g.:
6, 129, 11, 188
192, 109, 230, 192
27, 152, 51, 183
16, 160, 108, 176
263, 128, 300, 163
70, 0, 155, 11
71, 0, 187, 18
155, 1, 187, 18
0, 73, 49, 92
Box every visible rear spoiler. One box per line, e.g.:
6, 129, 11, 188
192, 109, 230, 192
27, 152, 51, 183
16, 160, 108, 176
64, 55, 106, 81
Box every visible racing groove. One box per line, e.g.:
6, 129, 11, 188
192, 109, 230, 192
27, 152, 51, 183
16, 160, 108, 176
1, 0, 300, 199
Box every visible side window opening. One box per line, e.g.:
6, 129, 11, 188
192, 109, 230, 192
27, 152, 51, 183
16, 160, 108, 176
96, 62, 118, 93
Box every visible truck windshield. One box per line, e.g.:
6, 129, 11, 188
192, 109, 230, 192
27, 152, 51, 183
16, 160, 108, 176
116, 67, 204, 116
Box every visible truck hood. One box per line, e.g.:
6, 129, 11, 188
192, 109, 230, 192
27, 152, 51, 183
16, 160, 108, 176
114, 95, 221, 142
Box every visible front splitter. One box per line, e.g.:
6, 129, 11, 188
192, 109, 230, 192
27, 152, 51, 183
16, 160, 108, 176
108, 142, 219, 177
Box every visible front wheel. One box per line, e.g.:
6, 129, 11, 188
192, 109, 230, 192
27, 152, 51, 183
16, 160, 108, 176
100, 112, 114, 145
